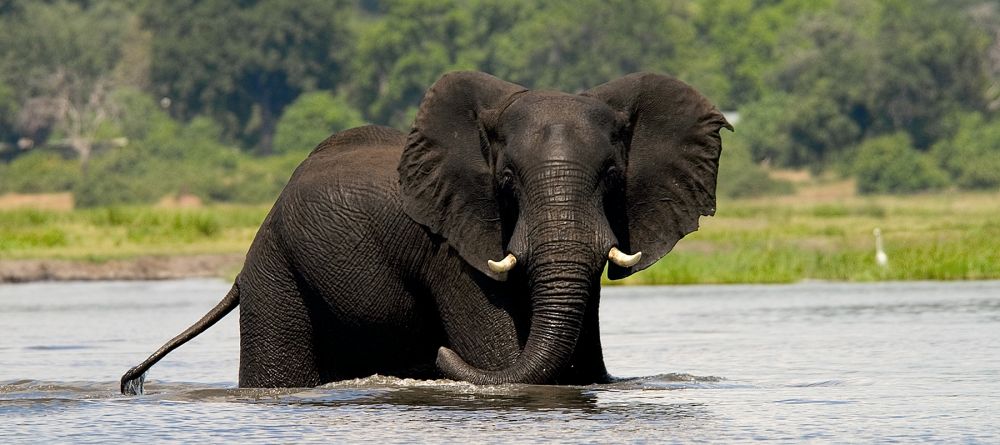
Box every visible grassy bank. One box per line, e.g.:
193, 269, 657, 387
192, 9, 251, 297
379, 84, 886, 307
615, 189, 1000, 284
0, 205, 268, 262
2, 188, 998, 284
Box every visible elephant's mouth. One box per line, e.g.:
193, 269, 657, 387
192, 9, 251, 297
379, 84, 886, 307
486, 246, 640, 275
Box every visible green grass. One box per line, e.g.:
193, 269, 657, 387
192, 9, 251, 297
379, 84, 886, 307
611, 192, 1000, 284
0, 205, 268, 261
2, 191, 999, 284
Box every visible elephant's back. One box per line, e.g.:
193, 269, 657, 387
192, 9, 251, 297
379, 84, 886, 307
296, 125, 407, 183
310, 125, 406, 157
277, 124, 409, 224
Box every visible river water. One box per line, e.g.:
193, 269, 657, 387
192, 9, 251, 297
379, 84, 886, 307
1, 279, 998, 443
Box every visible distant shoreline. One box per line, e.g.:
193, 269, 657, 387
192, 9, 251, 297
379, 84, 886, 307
0, 254, 243, 283
2, 188, 998, 285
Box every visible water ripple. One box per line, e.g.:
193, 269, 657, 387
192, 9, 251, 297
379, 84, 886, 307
3, 280, 999, 443
23, 345, 94, 351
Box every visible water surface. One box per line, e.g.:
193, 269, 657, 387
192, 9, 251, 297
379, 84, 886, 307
2, 279, 998, 442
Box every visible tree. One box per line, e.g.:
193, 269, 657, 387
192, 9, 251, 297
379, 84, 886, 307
762, 0, 992, 168
348, 0, 533, 128
739, 91, 861, 169
273, 91, 365, 155
0, 1, 126, 102
0, 80, 16, 156
141, 0, 356, 152
852, 132, 947, 194
716, 135, 794, 198
3, 0, 999, 194
865, 0, 990, 147
0, 1, 130, 170
74, 114, 245, 207
491, 0, 700, 93
691, 0, 835, 109
931, 113, 1000, 190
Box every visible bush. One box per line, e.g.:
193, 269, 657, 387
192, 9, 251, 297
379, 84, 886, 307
73, 112, 253, 207
852, 133, 948, 194
273, 91, 365, 155
0, 80, 17, 145
74, 130, 298, 207
111, 88, 179, 143
739, 92, 861, 170
201, 153, 301, 204
0, 150, 81, 193
931, 113, 1000, 190
717, 134, 794, 199
73, 147, 161, 207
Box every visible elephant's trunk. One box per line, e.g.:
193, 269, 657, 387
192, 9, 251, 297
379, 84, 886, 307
438, 210, 604, 384
437, 254, 591, 384
437, 160, 611, 384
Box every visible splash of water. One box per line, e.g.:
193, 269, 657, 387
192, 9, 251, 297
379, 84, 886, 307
121, 372, 146, 396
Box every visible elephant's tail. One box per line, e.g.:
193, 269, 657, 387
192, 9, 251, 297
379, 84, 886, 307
120, 281, 240, 395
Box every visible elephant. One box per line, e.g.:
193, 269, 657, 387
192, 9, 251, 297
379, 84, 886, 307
120, 71, 731, 395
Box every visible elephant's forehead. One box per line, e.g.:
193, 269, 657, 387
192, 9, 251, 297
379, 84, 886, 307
502, 93, 618, 165
504, 92, 616, 125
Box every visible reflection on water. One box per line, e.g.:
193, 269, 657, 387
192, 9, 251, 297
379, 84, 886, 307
2, 279, 999, 442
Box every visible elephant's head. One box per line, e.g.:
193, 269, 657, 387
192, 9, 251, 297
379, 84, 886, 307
399, 71, 731, 384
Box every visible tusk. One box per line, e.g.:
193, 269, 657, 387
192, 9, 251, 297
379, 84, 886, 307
487, 253, 517, 274
608, 247, 642, 267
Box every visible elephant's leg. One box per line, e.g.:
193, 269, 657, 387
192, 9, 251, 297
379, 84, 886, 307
238, 283, 323, 387
237, 243, 322, 388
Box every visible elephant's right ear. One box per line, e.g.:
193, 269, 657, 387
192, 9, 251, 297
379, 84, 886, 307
398, 72, 528, 280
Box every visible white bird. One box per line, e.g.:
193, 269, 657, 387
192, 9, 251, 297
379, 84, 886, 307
873, 228, 888, 268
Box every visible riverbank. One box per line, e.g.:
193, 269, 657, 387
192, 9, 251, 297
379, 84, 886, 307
0, 203, 261, 283
2, 185, 998, 284
616, 184, 1000, 284
0, 254, 243, 283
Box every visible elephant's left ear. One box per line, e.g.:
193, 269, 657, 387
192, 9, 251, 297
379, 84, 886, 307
583, 73, 732, 279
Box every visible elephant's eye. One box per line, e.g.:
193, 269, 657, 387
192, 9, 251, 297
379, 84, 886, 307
604, 164, 625, 187
605, 165, 620, 178
499, 168, 515, 188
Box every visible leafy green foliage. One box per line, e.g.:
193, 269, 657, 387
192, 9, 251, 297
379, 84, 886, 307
931, 113, 1000, 190
73, 100, 301, 207
348, 0, 528, 127
691, 0, 834, 109
274, 91, 365, 155
110, 88, 177, 143
492, 0, 699, 92
716, 136, 794, 199
739, 93, 861, 170
0, 0, 130, 153
0, 150, 81, 193
760, 0, 991, 165
4, 0, 1000, 201
0, 79, 17, 146
141, 0, 355, 150
0, 1, 126, 98
852, 133, 948, 195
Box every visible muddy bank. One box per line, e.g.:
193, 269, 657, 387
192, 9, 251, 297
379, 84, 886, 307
0, 254, 244, 283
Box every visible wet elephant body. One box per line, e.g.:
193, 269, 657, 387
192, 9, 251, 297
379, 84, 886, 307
121, 72, 731, 393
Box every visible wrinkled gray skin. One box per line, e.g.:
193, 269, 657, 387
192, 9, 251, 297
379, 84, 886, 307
120, 71, 730, 393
